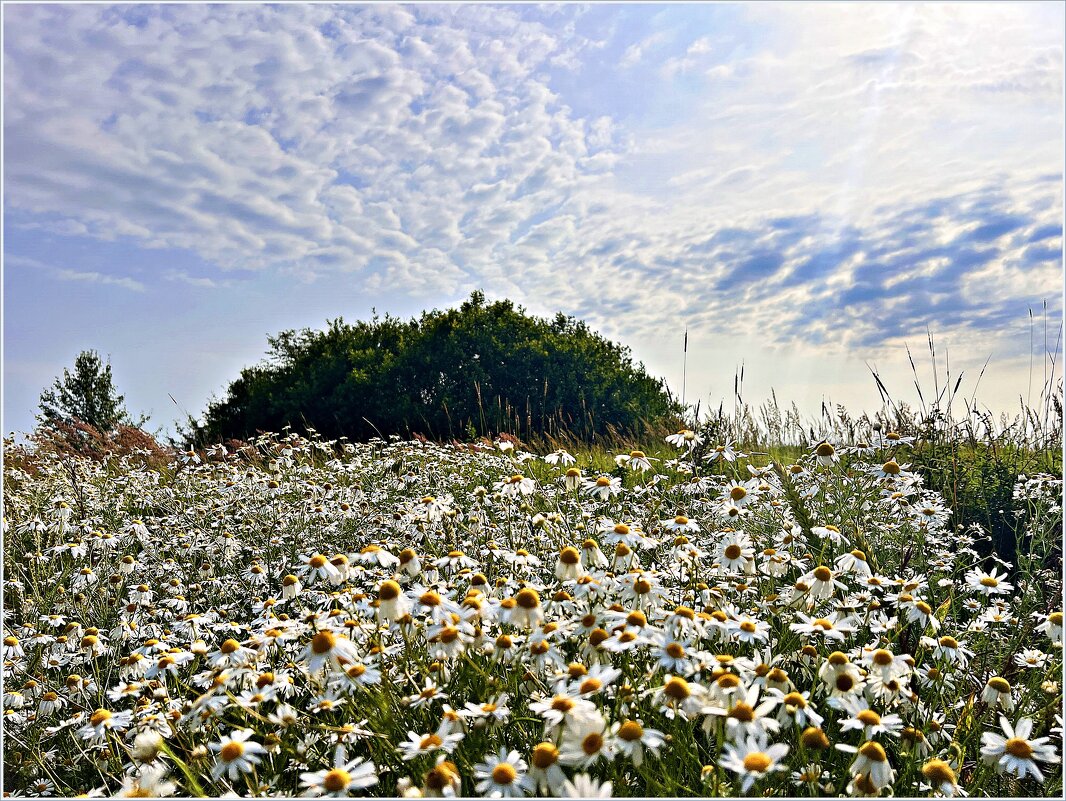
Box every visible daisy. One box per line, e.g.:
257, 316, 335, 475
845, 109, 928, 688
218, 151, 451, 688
528, 742, 567, 795
965, 567, 1014, 596
666, 428, 702, 449
77, 708, 134, 742
704, 684, 781, 739
300, 553, 342, 584
838, 740, 896, 791
616, 450, 654, 472
529, 692, 598, 731
921, 758, 962, 797
560, 774, 613, 798
422, 757, 462, 798
980, 716, 1060, 782
705, 441, 744, 463
558, 716, 614, 768
398, 730, 465, 761
981, 676, 1015, 712
774, 690, 824, 729
1013, 648, 1050, 670
611, 718, 665, 768
474, 748, 533, 798
583, 475, 622, 501
301, 629, 362, 675
719, 733, 790, 792
209, 729, 267, 781
300, 747, 379, 796
727, 614, 770, 645
1035, 611, 1063, 643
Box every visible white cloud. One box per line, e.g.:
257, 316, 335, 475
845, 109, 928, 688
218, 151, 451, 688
3, 2, 1061, 386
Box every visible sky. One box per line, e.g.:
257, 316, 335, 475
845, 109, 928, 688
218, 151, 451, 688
3, 2, 1064, 440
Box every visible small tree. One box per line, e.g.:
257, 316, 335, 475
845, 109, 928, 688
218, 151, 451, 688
38, 350, 140, 433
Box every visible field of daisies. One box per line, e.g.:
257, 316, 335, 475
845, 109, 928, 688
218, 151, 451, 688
2, 429, 1062, 798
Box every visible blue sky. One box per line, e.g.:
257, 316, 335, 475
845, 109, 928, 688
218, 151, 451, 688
3, 2, 1063, 438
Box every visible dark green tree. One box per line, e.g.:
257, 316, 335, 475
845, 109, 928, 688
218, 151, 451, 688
38, 350, 140, 433
194, 293, 680, 443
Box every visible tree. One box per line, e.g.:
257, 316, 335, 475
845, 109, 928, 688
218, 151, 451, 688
193, 293, 681, 444
38, 350, 140, 433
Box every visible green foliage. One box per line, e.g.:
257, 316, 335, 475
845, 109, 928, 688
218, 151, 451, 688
193, 292, 680, 444
37, 350, 141, 433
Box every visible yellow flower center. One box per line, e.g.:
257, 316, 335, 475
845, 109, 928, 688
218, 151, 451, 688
420, 734, 443, 749
618, 720, 643, 741
309, 555, 328, 568
730, 486, 747, 501
582, 733, 604, 755
922, 759, 956, 785
532, 743, 559, 769
1005, 738, 1033, 758
858, 741, 887, 762
220, 741, 245, 762
724, 544, 743, 560
663, 677, 690, 699
560, 547, 580, 565
872, 649, 894, 666
980, 577, 999, 587
743, 752, 772, 773
857, 710, 881, 726
492, 763, 518, 784
813, 566, 833, 582
516, 588, 540, 609
311, 631, 336, 654
730, 702, 755, 722
323, 769, 350, 793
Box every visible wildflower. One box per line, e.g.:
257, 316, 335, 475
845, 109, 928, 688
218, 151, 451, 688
813, 441, 839, 467
583, 475, 622, 500
511, 587, 544, 629
78, 707, 134, 742
555, 547, 585, 581
474, 748, 533, 798
611, 718, 665, 768
1035, 610, 1063, 643
559, 715, 613, 767
666, 428, 702, 449
422, 757, 462, 797
209, 729, 267, 781
560, 774, 613, 798
398, 730, 465, 761
117, 765, 178, 798
719, 733, 790, 792
528, 742, 567, 794
839, 740, 896, 791
377, 579, 410, 623
1013, 648, 1050, 670
300, 553, 342, 584
616, 450, 654, 472
981, 676, 1015, 711
300, 747, 379, 796
301, 629, 362, 674
965, 567, 1014, 596
980, 715, 1060, 782
921, 758, 961, 797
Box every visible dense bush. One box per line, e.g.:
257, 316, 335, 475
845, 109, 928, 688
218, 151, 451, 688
191, 292, 679, 444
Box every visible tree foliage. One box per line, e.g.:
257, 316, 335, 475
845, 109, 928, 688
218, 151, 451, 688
194, 292, 679, 443
37, 350, 139, 433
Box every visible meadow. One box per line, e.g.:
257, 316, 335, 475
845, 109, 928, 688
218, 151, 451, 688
2, 418, 1062, 797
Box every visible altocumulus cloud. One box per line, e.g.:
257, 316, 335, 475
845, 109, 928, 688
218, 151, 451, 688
3, 2, 1062, 364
